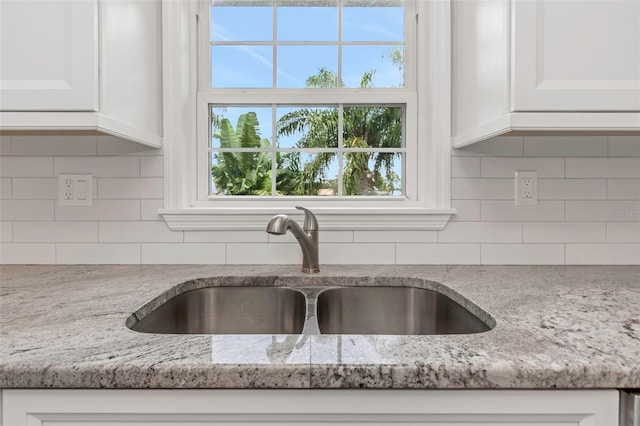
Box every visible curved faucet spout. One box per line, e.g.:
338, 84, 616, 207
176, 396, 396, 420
266, 208, 320, 274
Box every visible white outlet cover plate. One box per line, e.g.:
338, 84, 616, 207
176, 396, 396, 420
515, 171, 538, 206
58, 174, 93, 206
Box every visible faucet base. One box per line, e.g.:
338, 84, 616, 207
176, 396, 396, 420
302, 267, 320, 274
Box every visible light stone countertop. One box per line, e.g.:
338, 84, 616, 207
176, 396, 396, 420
0, 265, 638, 389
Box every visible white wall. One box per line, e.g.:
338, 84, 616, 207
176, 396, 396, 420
0, 134, 638, 265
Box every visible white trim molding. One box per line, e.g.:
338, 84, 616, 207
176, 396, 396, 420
160, 207, 456, 231
160, 0, 455, 231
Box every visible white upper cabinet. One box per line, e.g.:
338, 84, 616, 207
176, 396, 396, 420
0, 1, 97, 111
452, 0, 640, 148
0, 0, 162, 148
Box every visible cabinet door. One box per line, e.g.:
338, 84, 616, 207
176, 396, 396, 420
3, 389, 619, 425
0, 0, 97, 111
512, 0, 640, 112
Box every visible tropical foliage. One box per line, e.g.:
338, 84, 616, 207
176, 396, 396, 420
212, 54, 403, 196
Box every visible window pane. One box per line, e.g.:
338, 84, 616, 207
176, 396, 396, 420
211, 5, 273, 41
211, 45, 273, 88
211, 106, 272, 149
277, 106, 338, 148
342, 1, 403, 42
211, 151, 274, 196
277, 46, 337, 88
277, 0, 338, 41
342, 46, 404, 88
343, 106, 403, 149
342, 153, 403, 196
277, 153, 338, 196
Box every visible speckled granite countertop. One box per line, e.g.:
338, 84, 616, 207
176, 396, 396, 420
1, 265, 639, 389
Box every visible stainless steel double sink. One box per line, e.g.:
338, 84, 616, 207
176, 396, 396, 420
127, 284, 494, 336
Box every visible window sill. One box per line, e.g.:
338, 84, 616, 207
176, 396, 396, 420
159, 207, 456, 231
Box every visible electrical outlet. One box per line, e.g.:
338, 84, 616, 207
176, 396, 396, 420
59, 174, 93, 206
515, 171, 537, 206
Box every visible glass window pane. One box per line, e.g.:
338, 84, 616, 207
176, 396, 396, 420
277, 46, 337, 88
342, 46, 404, 88
277, 1, 338, 41
211, 45, 273, 88
211, 5, 273, 41
211, 151, 274, 196
277, 106, 338, 148
342, 153, 403, 196
211, 106, 272, 149
343, 106, 403, 149
277, 153, 338, 196
342, 1, 403, 42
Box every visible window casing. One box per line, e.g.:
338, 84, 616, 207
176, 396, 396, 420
160, 0, 454, 230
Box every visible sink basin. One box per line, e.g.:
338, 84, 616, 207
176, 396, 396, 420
316, 286, 491, 335
129, 287, 307, 334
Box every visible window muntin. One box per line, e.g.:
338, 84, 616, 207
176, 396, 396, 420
208, 104, 405, 197
209, 0, 405, 89
199, 0, 415, 203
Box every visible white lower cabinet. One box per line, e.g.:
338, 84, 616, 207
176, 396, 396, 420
2, 389, 619, 425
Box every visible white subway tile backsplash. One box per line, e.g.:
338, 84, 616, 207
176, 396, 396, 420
321, 243, 395, 264
566, 200, 640, 221
480, 158, 564, 178
10, 136, 97, 156
141, 243, 225, 264
538, 179, 606, 200
141, 199, 164, 221
354, 230, 437, 243
100, 222, 182, 243
2, 133, 638, 266
0, 157, 53, 177
523, 222, 605, 243
481, 201, 564, 221
11, 178, 58, 199
0, 243, 55, 264
54, 157, 139, 177
396, 244, 480, 264
140, 156, 164, 177
268, 230, 354, 244
524, 136, 607, 157
482, 244, 565, 265
185, 230, 268, 243
57, 243, 141, 264
0, 178, 11, 199
451, 179, 512, 200
0, 222, 12, 242
452, 136, 524, 157
55, 200, 140, 221
607, 179, 640, 200
438, 222, 521, 243
451, 157, 481, 178
566, 158, 640, 178
98, 178, 163, 199
14, 222, 97, 243
450, 200, 481, 221
0, 200, 54, 221
0, 136, 11, 155
608, 136, 640, 157
566, 244, 640, 265
607, 223, 640, 243
227, 243, 301, 265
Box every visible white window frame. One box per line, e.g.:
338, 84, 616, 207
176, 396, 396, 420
160, 0, 454, 231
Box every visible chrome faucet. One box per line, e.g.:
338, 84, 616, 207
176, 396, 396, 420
266, 206, 319, 274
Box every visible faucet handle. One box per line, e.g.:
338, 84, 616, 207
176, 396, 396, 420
295, 206, 318, 232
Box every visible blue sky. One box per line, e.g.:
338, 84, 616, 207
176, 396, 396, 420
210, 4, 404, 88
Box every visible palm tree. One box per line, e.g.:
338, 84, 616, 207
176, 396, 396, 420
277, 69, 402, 195
211, 112, 272, 195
